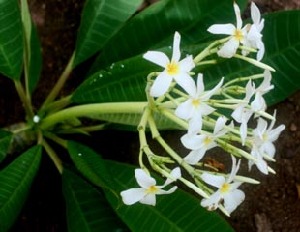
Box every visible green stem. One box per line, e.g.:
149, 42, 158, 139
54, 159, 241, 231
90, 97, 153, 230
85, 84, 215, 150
40, 102, 148, 130
194, 37, 228, 64
14, 80, 34, 119
234, 54, 275, 72
42, 53, 75, 109
42, 139, 63, 174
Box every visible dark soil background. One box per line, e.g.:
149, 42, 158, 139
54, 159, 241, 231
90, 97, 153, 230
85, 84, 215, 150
0, 0, 298, 231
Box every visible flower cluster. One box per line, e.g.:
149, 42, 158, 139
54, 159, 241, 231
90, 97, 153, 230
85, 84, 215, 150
120, 2, 285, 216
208, 2, 265, 61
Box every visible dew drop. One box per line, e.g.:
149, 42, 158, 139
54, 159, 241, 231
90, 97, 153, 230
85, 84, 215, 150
78, 153, 82, 156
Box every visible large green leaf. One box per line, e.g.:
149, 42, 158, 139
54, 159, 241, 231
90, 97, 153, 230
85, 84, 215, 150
68, 140, 114, 190
62, 168, 129, 232
88, 0, 247, 73
27, 25, 42, 94
73, 11, 300, 108
72, 54, 152, 103
0, 129, 12, 163
20, 0, 42, 94
0, 0, 24, 79
68, 141, 233, 232
74, 0, 144, 66
0, 145, 42, 231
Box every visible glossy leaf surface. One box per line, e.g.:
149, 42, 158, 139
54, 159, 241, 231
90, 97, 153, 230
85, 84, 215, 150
0, 0, 23, 79
74, 0, 143, 66
88, 0, 247, 72
62, 168, 128, 232
68, 141, 233, 232
0, 145, 42, 231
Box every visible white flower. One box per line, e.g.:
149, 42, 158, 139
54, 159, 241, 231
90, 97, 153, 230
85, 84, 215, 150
249, 113, 285, 174
248, 146, 269, 174
246, 2, 265, 61
175, 74, 224, 133
207, 2, 248, 58
120, 167, 181, 206
200, 156, 245, 215
181, 116, 228, 165
231, 80, 255, 144
250, 70, 274, 112
143, 32, 195, 97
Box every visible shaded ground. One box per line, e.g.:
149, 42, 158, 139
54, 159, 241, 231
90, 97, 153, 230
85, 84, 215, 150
0, 0, 299, 231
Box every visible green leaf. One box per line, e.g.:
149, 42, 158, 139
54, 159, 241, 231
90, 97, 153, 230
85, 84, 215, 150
105, 160, 233, 232
88, 0, 247, 73
0, 145, 42, 231
20, 0, 42, 94
67, 141, 233, 232
72, 54, 151, 103
62, 168, 129, 232
68, 140, 113, 190
0, 129, 12, 163
0, 0, 24, 79
263, 10, 300, 105
74, 10, 300, 109
74, 0, 144, 66
27, 25, 42, 94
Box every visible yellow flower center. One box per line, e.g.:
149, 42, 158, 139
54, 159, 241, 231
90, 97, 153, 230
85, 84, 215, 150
192, 99, 200, 107
166, 62, 179, 75
220, 183, 230, 193
234, 29, 243, 41
262, 133, 268, 142
146, 185, 158, 194
204, 136, 212, 146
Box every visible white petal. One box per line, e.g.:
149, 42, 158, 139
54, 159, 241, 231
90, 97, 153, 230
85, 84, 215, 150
245, 80, 255, 101
196, 73, 204, 95
201, 191, 222, 211
233, 2, 242, 29
259, 70, 273, 92
228, 156, 241, 182
202, 77, 224, 100
240, 122, 248, 145
261, 142, 275, 158
140, 193, 156, 205
179, 55, 195, 72
268, 125, 285, 141
184, 149, 206, 164
181, 133, 204, 150
218, 38, 239, 58
251, 2, 261, 26
156, 186, 177, 195
135, 169, 156, 188
207, 24, 236, 35
188, 113, 203, 134
201, 173, 225, 188
165, 167, 181, 185
223, 189, 245, 214
171, 31, 181, 62
253, 155, 269, 174
197, 103, 215, 116
121, 188, 146, 205
214, 116, 227, 135
256, 42, 265, 61
143, 51, 169, 68
150, 72, 173, 97
175, 99, 195, 120
174, 73, 196, 96
251, 93, 266, 112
